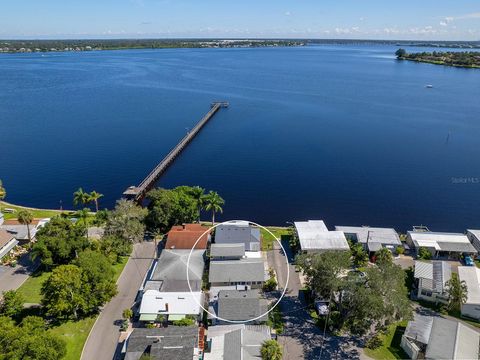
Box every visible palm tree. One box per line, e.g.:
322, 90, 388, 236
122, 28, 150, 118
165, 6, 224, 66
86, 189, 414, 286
0, 179, 6, 200
75, 208, 90, 240
446, 273, 468, 312
203, 191, 224, 225
260, 340, 282, 360
89, 191, 104, 212
189, 186, 205, 221
73, 188, 90, 208
17, 209, 34, 242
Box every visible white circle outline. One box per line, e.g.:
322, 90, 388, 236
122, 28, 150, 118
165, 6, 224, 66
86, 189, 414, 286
186, 220, 290, 324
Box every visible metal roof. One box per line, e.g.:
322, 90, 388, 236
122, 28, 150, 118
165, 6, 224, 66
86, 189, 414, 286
295, 220, 349, 251
209, 259, 265, 283
210, 243, 245, 258
408, 231, 477, 254
458, 266, 480, 305
414, 261, 451, 293
335, 226, 401, 246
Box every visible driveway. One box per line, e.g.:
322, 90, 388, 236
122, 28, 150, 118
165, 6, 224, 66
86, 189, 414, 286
267, 241, 370, 360
81, 241, 155, 360
0, 253, 39, 296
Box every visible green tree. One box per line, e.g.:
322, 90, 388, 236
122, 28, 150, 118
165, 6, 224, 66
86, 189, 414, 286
122, 308, 133, 320
0, 290, 24, 319
260, 340, 282, 360
395, 48, 406, 58
17, 209, 34, 242
374, 247, 392, 267
74, 249, 117, 313
203, 191, 225, 225
0, 179, 6, 200
73, 187, 91, 208
41, 264, 86, 319
185, 185, 205, 221
89, 191, 104, 212
75, 208, 90, 240
105, 199, 147, 243
417, 247, 432, 260
446, 272, 468, 312
99, 235, 132, 263
350, 243, 368, 268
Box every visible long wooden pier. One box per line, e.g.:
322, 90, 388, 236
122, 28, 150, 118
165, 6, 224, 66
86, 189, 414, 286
123, 101, 229, 202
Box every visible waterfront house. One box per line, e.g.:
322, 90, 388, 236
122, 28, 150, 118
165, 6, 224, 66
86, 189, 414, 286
210, 243, 245, 260
0, 218, 50, 242
211, 289, 268, 325
214, 221, 261, 252
401, 313, 479, 360
466, 229, 480, 254
165, 224, 210, 250
294, 220, 349, 252
413, 261, 451, 304
204, 324, 271, 360
406, 230, 477, 259
458, 266, 480, 320
123, 327, 201, 360
209, 258, 265, 289
335, 225, 401, 254
0, 229, 18, 260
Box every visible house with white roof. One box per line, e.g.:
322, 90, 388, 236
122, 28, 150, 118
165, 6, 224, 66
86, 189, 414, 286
335, 226, 401, 254
294, 220, 349, 252
458, 266, 480, 320
466, 229, 480, 253
214, 221, 261, 252
406, 230, 477, 259
414, 261, 451, 304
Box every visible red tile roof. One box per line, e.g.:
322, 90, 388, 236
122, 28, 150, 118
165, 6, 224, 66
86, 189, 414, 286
165, 224, 210, 250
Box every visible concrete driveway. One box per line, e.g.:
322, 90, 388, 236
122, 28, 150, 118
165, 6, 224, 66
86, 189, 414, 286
0, 253, 39, 296
81, 241, 155, 360
267, 241, 370, 360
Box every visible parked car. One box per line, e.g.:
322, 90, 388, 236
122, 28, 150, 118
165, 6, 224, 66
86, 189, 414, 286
314, 299, 329, 316
465, 256, 474, 267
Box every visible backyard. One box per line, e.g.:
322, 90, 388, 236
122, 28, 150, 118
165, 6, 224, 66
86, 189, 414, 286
363, 322, 408, 360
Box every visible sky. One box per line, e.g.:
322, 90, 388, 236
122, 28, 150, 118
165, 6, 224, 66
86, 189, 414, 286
1, 0, 479, 40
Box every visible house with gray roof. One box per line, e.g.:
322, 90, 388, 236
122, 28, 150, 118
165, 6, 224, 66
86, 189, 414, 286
204, 325, 271, 360
212, 289, 268, 325
335, 226, 401, 254
146, 249, 205, 292
210, 243, 245, 260
209, 258, 266, 289
214, 221, 261, 252
407, 230, 477, 259
401, 313, 480, 360
0, 229, 18, 260
414, 261, 451, 304
124, 327, 200, 360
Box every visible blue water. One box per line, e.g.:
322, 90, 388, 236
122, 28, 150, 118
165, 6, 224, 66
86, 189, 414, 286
1, 45, 480, 232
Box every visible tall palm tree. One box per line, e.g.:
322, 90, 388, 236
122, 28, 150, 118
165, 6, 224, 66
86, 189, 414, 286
0, 179, 6, 200
189, 186, 205, 222
260, 340, 283, 360
73, 188, 90, 208
446, 272, 468, 312
17, 209, 34, 242
203, 191, 224, 225
75, 208, 90, 240
89, 191, 104, 212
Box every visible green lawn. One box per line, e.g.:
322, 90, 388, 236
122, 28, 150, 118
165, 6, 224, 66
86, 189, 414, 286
112, 256, 129, 281
0, 200, 68, 220
364, 322, 409, 360
17, 271, 51, 304
261, 227, 291, 251
49, 317, 97, 360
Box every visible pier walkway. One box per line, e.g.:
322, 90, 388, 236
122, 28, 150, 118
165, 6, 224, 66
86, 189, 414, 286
123, 101, 228, 202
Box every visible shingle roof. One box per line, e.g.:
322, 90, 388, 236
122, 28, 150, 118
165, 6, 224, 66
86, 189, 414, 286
295, 220, 349, 251
150, 249, 205, 292
217, 290, 267, 322
210, 243, 245, 258
224, 329, 242, 360
125, 327, 198, 360
214, 222, 260, 250
165, 224, 210, 250
209, 259, 265, 283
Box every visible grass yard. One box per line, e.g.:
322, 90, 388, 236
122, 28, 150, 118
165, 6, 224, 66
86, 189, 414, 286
17, 271, 51, 304
49, 317, 97, 360
0, 200, 68, 220
364, 321, 409, 360
112, 256, 129, 281
261, 227, 291, 251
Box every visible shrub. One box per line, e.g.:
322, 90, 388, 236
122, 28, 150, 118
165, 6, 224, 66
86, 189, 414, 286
396, 246, 405, 255
366, 334, 383, 349
122, 308, 133, 320
263, 277, 277, 292
418, 247, 432, 260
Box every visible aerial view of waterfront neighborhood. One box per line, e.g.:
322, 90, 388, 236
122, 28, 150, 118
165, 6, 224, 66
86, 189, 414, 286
2, 1, 480, 360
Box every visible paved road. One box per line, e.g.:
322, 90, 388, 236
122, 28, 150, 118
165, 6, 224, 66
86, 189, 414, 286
267, 241, 370, 360
81, 241, 155, 360
0, 253, 39, 296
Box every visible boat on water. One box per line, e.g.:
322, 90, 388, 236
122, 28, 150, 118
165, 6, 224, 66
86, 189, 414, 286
426, 84, 433, 88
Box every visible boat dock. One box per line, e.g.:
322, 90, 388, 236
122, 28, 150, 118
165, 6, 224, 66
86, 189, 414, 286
123, 101, 229, 202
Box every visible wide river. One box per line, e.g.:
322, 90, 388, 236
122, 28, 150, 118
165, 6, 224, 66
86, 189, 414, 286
1, 45, 479, 232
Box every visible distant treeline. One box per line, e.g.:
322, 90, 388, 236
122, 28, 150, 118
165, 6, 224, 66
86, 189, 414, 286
395, 48, 480, 68
0, 39, 305, 53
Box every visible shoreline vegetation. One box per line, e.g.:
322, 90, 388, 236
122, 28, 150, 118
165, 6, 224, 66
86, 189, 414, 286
395, 48, 480, 69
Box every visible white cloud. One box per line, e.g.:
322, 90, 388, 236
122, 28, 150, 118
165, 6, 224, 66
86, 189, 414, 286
284, 11, 291, 16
